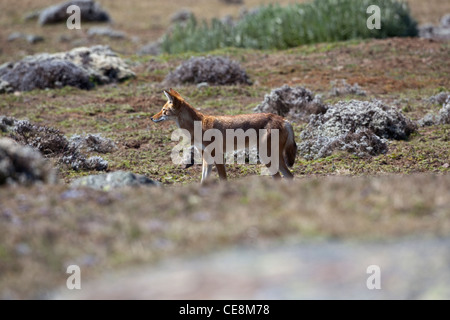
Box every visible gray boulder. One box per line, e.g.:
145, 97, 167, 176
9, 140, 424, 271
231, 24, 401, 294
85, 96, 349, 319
299, 100, 416, 159
254, 85, 326, 120
38, 0, 110, 25
0, 46, 135, 93
71, 171, 160, 190
0, 138, 57, 185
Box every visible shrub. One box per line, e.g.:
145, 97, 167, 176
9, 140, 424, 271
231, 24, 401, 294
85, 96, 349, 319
164, 56, 251, 86
161, 0, 418, 53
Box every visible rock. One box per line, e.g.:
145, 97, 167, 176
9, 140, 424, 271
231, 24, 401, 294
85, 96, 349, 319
137, 41, 162, 56
8, 32, 24, 42
440, 14, 450, 28
38, 0, 110, 25
418, 23, 435, 39
68, 134, 116, 153
428, 92, 449, 105
0, 116, 17, 132
438, 102, 450, 124
4, 117, 111, 172
330, 79, 366, 97
87, 27, 126, 39
0, 138, 57, 185
170, 9, 193, 24
58, 35, 72, 43
0, 46, 135, 93
26, 35, 45, 44
254, 85, 326, 120
164, 56, 251, 86
0, 79, 13, 94
418, 14, 450, 40
418, 97, 450, 126
299, 100, 416, 159
7, 33, 44, 44
418, 113, 437, 127
196, 82, 209, 89
71, 171, 160, 190
23, 10, 41, 21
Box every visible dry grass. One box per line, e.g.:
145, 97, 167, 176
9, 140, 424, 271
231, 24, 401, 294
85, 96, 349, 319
1, 174, 449, 298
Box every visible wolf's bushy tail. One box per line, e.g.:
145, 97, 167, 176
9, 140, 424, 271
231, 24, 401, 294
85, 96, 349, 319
283, 120, 297, 168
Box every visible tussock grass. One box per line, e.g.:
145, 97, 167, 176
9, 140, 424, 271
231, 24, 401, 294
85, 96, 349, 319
162, 0, 418, 53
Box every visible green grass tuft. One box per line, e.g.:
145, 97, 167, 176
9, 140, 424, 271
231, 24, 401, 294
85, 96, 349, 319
161, 0, 418, 53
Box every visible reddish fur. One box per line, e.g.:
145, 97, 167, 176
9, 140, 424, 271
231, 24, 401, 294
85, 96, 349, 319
152, 89, 297, 181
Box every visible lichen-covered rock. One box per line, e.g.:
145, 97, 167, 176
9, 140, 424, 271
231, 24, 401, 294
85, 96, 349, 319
38, 0, 110, 25
299, 100, 416, 159
438, 102, 450, 124
68, 134, 116, 154
0, 79, 13, 94
0, 138, 57, 185
0, 46, 135, 93
428, 92, 449, 105
164, 56, 251, 86
418, 113, 437, 127
11, 119, 70, 156
330, 79, 366, 97
418, 14, 450, 40
418, 98, 450, 127
254, 85, 326, 120
71, 171, 160, 190
4, 116, 112, 171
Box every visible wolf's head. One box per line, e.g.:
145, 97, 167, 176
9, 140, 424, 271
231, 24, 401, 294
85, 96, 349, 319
151, 88, 184, 123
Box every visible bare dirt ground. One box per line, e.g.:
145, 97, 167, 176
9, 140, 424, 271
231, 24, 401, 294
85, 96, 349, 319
0, 0, 449, 299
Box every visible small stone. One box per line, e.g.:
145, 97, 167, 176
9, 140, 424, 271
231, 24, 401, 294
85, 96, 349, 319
8, 32, 24, 42
26, 35, 44, 44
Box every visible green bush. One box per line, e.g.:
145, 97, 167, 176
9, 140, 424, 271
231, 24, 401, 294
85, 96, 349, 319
161, 0, 418, 53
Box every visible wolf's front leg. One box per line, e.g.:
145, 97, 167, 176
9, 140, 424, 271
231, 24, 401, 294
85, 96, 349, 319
201, 157, 213, 184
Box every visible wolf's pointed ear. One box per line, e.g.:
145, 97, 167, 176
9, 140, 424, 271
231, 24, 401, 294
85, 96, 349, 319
163, 90, 173, 103
169, 88, 183, 100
